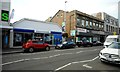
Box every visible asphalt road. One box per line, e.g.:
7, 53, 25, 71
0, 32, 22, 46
2, 46, 120, 71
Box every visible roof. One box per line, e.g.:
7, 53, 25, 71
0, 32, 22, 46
13, 18, 62, 33
107, 35, 120, 38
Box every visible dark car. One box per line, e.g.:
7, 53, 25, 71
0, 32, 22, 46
76, 40, 92, 47
55, 41, 76, 49
93, 41, 103, 46
22, 40, 50, 52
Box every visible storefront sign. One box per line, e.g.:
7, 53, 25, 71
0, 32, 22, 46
70, 30, 76, 36
91, 30, 105, 35
1, 10, 9, 22
77, 28, 87, 33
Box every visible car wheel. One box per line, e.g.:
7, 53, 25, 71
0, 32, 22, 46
78, 45, 80, 47
29, 48, 34, 53
46, 46, 50, 51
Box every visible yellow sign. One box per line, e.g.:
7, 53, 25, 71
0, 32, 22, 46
113, 32, 116, 35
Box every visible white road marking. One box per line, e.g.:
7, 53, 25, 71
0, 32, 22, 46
2, 48, 100, 66
2, 59, 25, 66
55, 63, 72, 71
61, 53, 73, 55
92, 56, 99, 61
76, 51, 83, 54
55, 56, 99, 71
83, 64, 92, 69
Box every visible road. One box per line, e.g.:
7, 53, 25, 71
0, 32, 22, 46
2, 46, 120, 71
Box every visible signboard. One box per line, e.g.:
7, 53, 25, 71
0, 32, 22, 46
77, 28, 87, 33
1, 10, 9, 22
91, 30, 105, 35
113, 32, 116, 35
70, 30, 76, 36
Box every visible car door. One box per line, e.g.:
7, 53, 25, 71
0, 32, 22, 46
37, 41, 45, 49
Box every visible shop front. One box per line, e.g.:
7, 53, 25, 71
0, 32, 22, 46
1, 26, 13, 49
76, 28, 105, 43
76, 28, 93, 42
13, 28, 34, 46
51, 31, 62, 45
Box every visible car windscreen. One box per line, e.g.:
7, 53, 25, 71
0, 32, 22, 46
108, 43, 120, 49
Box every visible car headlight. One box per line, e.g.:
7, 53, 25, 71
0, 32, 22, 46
58, 44, 62, 47
111, 55, 120, 59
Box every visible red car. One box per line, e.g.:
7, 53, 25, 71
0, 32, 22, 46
22, 40, 50, 52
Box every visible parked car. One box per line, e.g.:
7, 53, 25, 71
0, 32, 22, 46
22, 40, 50, 52
93, 41, 103, 46
55, 41, 76, 49
99, 42, 120, 64
76, 40, 92, 47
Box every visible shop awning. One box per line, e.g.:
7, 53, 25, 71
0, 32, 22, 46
13, 28, 34, 33
51, 31, 62, 34
0, 25, 13, 29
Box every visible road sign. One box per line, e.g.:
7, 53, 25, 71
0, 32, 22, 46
113, 32, 116, 35
1, 10, 9, 22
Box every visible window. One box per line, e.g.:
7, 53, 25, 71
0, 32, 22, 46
77, 18, 81, 26
108, 43, 120, 49
96, 23, 98, 29
106, 25, 108, 31
90, 21, 92, 28
93, 22, 95, 27
82, 19, 84, 27
86, 20, 89, 27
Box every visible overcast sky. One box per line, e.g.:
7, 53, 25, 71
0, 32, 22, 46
10, 0, 119, 23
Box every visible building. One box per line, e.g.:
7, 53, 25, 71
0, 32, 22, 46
118, 1, 120, 27
0, 0, 13, 49
50, 10, 105, 43
10, 18, 62, 48
93, 12, 119, 36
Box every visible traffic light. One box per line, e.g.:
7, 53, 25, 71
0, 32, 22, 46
1, 10, 9, 22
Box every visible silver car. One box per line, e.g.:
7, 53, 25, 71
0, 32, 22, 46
99, 42, 120, 64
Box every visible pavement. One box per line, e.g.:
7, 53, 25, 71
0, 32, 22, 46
2, 45, 56, 55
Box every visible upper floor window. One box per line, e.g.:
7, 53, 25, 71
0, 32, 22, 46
86, 20, 89, 27
93, 22, 95, 27
82, 19, 84, 27
77, 18, 81, 26
90, 21, 92, 28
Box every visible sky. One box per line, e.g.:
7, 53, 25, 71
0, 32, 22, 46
10, 0, 120, 23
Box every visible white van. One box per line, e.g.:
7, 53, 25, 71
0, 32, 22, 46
104, 35, 120, 47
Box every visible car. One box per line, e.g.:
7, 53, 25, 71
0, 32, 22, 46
22, 40, 50, 52
99, 42, 120, 64
55, 41, 76, 49
104, 35, 120, 48
93, 41, 103, 46
76, 41, 82, 47
76, 40, 92, 47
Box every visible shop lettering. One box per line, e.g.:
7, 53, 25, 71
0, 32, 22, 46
1, 10, 9, 22
2, 13, 9, 21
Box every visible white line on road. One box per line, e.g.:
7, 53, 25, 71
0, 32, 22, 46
76, 51, 83, 54
2, 59, 26, 66
55, 56, 99, 71
55, 63, 72, 71
83, 64, 92, 69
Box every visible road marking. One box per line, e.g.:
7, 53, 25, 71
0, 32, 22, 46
92, 56, 99, 61
83, 64, 92, 69
55, 63, 72, 71
55, 56, 99, 71
61, 53, 73, 55
76, 51, 83, 54
2, 59, 26, 66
